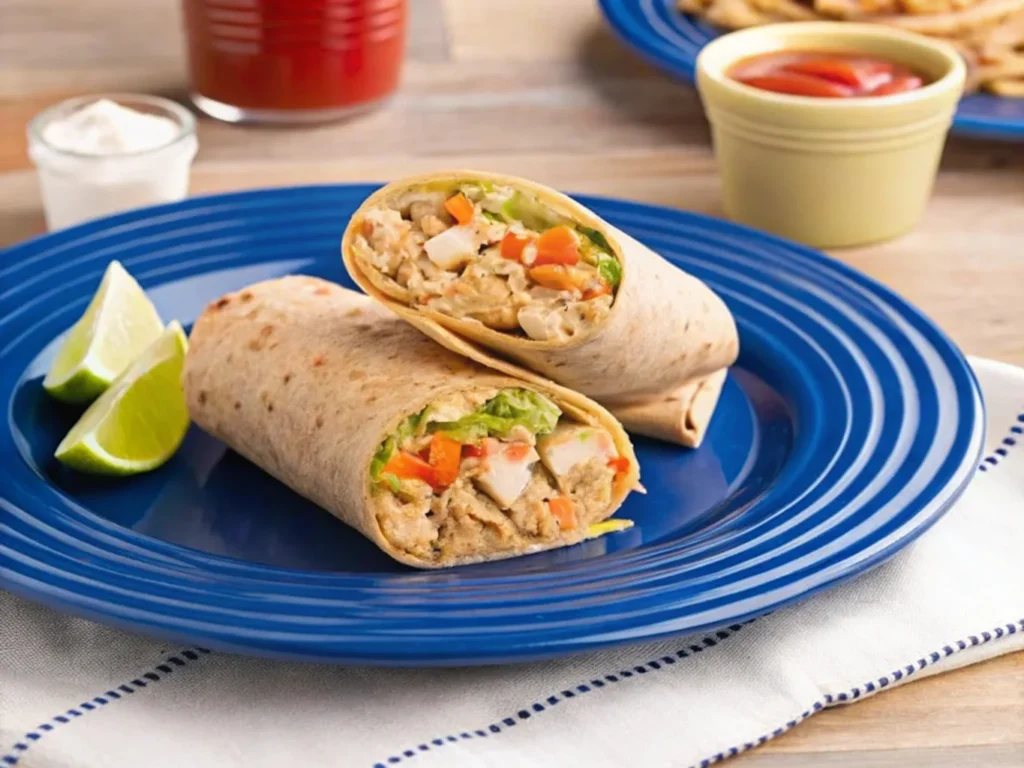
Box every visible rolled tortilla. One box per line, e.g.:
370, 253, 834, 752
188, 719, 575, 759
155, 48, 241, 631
183, 276, 639, 569
341, 170, 739, 446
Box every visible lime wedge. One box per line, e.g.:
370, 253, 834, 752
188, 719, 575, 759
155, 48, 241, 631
55, 321, 189, 475
43, 261, 163, 404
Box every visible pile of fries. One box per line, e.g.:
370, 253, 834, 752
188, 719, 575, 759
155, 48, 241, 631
679, 0, 1024, 95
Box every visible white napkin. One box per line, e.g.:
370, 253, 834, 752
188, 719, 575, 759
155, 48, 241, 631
2, 356, 1022, 768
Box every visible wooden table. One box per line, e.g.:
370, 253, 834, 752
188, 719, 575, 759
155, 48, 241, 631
2, 1, 1023, 765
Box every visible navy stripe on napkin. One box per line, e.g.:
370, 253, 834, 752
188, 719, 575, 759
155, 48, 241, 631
0, 648, 211, 766
372, 622, 754, 768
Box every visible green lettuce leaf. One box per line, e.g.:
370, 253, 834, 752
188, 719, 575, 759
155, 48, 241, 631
596, 253, 622, 289
577, 225, 612, 253
370, 435, 395, 483
370, 407, 429, 485
430, 388, 561, 442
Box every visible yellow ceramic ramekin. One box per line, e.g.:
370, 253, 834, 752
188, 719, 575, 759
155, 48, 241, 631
696, 22, 965, 248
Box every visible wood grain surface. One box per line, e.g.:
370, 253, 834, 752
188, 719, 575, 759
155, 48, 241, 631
1, 1, 1022, 765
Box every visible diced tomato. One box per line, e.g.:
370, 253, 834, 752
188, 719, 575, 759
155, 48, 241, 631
428, 433, 462, 490
529, 265, 585, 292
582, 281, 612, 301
443, 192, 475, 226
534, 225, 580, 266
548, 496, 577, 531
382, 451, 435, 486
608, 456, 630, 474
782, 58, 891, 91
736, 72, 853, 98
500, 232, 531, 261
504, 442, 532, 462
462, 442, 484, 458
871, 75, 924, 96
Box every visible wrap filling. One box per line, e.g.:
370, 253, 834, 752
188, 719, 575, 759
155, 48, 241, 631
350, 181, 622, 342
370, 387, 631, 561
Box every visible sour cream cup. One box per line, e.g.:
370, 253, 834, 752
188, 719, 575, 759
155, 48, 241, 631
696, 23, 966, 248
27, 94, 198, 231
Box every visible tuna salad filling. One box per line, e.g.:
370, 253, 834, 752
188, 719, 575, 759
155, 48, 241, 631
369, 387, 631, 562
350, 181, 622, 342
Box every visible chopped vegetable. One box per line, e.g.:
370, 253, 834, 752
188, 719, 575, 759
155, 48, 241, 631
444, 193, 475, 226
428, 433, 462, 489
370, 435, 397, 484
380, 472, 401, 493
528, 265, 585, 293
583, 282, 612, 301
500, 232, 531, 262
481, 210, 503, 223
608, 456, 630, 474
431, 388, 562, 442
596, 253, 622, 289
585, 519, 634, 539
500, 190, 562, 232
548, 496, 577, 530
381, 450, 435, 486
577, 225, 612, 253
534, 226, 580, 266
371, 409, 430, 486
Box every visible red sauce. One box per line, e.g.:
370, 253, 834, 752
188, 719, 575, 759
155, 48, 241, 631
728, 51, 926, 98
182, 0, 407, 115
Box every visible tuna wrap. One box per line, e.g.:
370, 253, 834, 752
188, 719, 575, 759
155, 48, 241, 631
341, 170, 739, 446
183, 276, 639, 569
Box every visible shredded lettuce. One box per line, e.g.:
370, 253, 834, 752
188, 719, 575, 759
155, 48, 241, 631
578, 225, 612, 253
370, 435, 395, 484
370, 408, 429, 484
499, 191, 564, 232
596, 253, 622, 289
380, 472, 401, 492
430, 388, 561, 442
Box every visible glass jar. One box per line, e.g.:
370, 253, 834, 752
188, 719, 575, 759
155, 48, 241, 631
182, 0, 408, 124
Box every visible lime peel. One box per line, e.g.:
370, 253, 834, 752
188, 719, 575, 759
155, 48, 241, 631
43, 260, 163, 404
54, 321, 190, 476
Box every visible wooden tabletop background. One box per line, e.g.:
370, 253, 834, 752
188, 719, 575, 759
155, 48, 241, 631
1, 0, 1023, 765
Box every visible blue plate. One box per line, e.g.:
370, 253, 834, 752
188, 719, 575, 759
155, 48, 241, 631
600, 0, 1024, 141
0, 185, 982, 665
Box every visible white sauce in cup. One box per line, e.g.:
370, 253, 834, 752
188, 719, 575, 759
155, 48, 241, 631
28, 95, 198, 231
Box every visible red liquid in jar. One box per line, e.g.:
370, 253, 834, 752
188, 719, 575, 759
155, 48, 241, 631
183, 0, 407, 120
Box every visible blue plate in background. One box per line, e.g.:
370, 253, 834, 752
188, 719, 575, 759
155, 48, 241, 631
600, 0, 1024, 141
0, 185, 982, 665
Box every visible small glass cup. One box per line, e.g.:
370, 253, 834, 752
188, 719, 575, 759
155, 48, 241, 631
27, 94, 198, 231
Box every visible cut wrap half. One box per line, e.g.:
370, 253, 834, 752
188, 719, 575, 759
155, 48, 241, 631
183, 276, 639, 569
341, 170, 739, 446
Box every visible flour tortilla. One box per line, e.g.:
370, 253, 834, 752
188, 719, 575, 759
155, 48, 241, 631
341, 170, 739, 446
183, 276, 638, 569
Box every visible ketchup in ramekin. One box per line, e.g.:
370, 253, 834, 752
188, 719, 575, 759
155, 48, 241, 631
183, 0, 407, 124
728, 51, 928, 98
